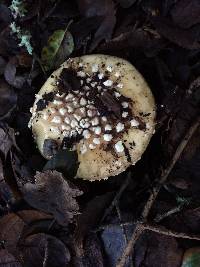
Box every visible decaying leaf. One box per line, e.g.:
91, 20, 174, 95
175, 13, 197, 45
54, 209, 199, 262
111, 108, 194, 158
181, 247, 200, 267
0, 1, 200, 266
0, 213, 70, 267
164, 77, 200, 157
171, 0, 200, 29
74, 192, 114, 256
0, 56, 6, 74
43, 149, 79, 179
0, 4, 11, 32
0, 79, 17, 119
0, 157, 16, 206
0, 213, 25, 257
98, 28, 165, 57
0, 249, 21, 267
151, 17, 200, 50
4, 57, 27, 89
22, 170, 82, 226
135, 233, 183, 267
77, 0, 116, 51
101, 221, 133, 267
16, 209, 53, 224
0, 123, 17, 158
41, 29, 74, 71
19, 233, 71, 267
91, 6, 116, 51
116, 0, 136, 8
74, 234, 104, 267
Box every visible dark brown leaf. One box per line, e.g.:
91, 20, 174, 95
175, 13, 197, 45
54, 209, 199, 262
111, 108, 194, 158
77, 0, 110, 17
0, 79, 17, 119
17, 52, 33, 68
0, 4, 11, 32
51, 1, 79, 19
0, 28, 18, 56
98, 28, 165, 57
0, 157, 15, 207
19, 219, 54, 241
135, 232, 183, 267
116, 0, 136, 8
0, 56, 6, 74
22, 171, 82, 226
43, 149, 79, 179
90, 9, 116, 51
77, 0, 116, 51
0, 249, 21, 267
0, 213, 25, 257
167, 126, 200, 198
19, 234, 71, 267
74, 234, 104, 267
70, 17, 102, 50
16, 210, 53, 224
74, 192, 114, 256
4, 57, 26, 89
171, 0, 200, 29
151, 17, 200, 50
181, 207, 200, 233
165, 77, 200, 157
0, 124, 16, 158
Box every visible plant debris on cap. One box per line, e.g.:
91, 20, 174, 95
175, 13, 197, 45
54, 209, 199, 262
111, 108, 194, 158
29, 54, 156, 181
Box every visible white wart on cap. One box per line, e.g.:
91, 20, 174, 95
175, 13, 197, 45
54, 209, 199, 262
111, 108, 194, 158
29, 54, 156, 181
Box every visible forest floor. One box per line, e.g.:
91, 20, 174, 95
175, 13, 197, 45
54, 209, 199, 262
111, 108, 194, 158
0, 0, 200, 266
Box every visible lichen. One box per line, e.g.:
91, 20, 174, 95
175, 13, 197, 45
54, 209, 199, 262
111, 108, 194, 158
9, 0, 27, 18
10, 22, 33, 55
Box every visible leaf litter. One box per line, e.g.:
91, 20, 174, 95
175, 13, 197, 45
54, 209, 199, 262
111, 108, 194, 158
22, 170, 82, 226
0, 0, 200, 266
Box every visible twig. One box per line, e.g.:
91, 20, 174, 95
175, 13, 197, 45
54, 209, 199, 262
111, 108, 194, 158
40, 0, 61, 23
119, 224, 143, 260
115, 204, 134, 267
144, 223, 200, 241
115, 204, 129, 244
94, 220, 139, 231
96, 221, 200, 242
101, 171, 132, 223
154, 204, 186, 223
116, 117, 200, 267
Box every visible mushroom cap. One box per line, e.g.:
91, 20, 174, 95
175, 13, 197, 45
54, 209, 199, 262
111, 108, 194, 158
29, 54, 156, 181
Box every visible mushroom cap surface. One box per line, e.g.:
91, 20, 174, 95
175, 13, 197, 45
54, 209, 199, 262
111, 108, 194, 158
29, 54, 156, 181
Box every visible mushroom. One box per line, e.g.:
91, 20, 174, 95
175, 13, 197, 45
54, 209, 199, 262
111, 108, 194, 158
29, 54, 156, 181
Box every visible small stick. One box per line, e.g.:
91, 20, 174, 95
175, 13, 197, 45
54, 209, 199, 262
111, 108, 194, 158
144, 223, 200, 241
96, 221, 200, 242
154, 203, 187, 223
115, 204, 134, 267
101, 172, 132, 223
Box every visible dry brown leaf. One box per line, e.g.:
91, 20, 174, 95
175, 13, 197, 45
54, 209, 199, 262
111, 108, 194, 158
22, 170, 83, 226
0, 213, 25, 257
19, 233, 71, 267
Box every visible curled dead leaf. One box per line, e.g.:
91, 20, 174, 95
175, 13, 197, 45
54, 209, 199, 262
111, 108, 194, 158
22, 170, 83, 226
